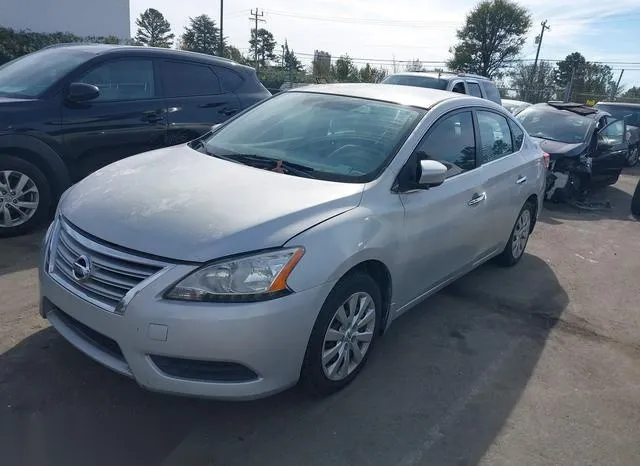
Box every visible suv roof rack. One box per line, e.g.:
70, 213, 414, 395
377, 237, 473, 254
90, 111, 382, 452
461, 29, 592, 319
547, 101, 598, 116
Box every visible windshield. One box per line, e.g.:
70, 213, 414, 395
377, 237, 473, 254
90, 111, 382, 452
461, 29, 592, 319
0, 48, 93, 98
516, 106, 592, 144
381, 75, 448, 90
201, 92, 425, 182
594, 104, 640, 126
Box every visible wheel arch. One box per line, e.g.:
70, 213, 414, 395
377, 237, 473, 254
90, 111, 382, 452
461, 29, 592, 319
0, 135, 70, 199
336, 259, 393, 335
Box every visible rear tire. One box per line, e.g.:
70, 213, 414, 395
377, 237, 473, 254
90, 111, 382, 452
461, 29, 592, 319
0, 155, 52, 238
301, 273, 381, 397
496, 202, 534, 267
631, 179, 640, 216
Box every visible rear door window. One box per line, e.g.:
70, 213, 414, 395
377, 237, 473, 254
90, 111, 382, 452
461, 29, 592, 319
467, 82, 483, 98
476, 111, 514, 163
481, 82, 502, 104
162, 61, 221, 97
213, 66, 244, 92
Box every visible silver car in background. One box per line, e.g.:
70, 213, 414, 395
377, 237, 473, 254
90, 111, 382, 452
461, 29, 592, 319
39, 84, 545, 399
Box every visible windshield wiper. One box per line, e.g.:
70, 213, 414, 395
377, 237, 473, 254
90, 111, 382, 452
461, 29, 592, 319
212, 152, 317, 179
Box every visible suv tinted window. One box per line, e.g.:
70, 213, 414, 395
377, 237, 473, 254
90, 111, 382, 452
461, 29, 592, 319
163, 61, 221, 97
213, 66, 244, 92
415, 111, 476, 177
467, 82, 483, 98
595, 104, 640, 126
381, 75, 448, 90
477, 111, 513, 163
80, 59, 156, 101
481, 81, 502, 104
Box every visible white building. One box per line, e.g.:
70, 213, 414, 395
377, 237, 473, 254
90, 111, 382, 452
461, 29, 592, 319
2, 0, 130, 39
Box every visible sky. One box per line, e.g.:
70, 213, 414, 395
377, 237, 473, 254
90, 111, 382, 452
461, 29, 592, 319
130, 0, 640, 88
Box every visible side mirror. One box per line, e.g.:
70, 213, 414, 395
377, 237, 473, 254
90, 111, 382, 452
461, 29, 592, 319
418, 160, 447, 187
67, 82, 100, 102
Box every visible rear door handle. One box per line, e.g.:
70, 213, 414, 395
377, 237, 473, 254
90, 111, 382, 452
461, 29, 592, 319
516, 175, 527, 184
467, 192, 486, 206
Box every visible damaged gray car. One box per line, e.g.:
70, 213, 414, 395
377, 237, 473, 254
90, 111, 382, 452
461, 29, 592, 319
516, 102, 628, 203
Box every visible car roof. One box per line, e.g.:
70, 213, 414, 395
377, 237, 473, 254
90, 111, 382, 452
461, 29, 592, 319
291, 83, 492, 110
387, 71, 490, 81
528, 102, 607, 120
596, 101, 640, 109
502, 99, 530, 105
39, 43, 254, 72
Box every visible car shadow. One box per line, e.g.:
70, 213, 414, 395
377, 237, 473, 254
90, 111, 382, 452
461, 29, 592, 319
0, 254, 568, 466
0, 228, 46, 277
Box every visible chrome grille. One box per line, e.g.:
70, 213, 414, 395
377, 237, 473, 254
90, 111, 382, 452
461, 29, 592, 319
49, 218, 166, 312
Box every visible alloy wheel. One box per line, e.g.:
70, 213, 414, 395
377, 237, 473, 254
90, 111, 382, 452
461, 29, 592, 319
0, 170, 40, 228
511, 209, 531, 259
321, 292, 376, 381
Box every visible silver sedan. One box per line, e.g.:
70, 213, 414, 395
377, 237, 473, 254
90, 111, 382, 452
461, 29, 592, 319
39, 84, 546, 399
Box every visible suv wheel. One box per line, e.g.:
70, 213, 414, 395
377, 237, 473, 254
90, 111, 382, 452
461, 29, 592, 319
0, 155, 52, 237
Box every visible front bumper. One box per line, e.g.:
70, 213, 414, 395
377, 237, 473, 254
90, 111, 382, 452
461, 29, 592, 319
39, 249, 333, 400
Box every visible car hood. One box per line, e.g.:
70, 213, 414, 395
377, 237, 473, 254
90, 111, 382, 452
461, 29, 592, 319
530, 137, 586, 158
60, 146, 364, 262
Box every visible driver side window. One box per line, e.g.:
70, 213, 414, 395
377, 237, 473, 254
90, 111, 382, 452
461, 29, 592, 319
599, 120, 624, 145
414, 111, 477, 178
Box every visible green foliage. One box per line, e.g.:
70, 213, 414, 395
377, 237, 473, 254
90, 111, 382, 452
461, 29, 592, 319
405, 59, 424, 72
554, 52, 616, 102
312, 50, 332, 79
622, 87, 640, 100
359, 63, 387, 83
135, 8, 174, 48
510, 60, 557, 102
335, 55, 357, 82
282, 40, 303, 72
249, 28, 277, 67
224, 45, 248, 64
0, 26, 130, 65
448, 0, 531, 78
181, 15, 220, 55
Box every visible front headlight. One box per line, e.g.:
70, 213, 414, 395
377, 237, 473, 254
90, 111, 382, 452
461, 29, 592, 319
164, 248, 304, 303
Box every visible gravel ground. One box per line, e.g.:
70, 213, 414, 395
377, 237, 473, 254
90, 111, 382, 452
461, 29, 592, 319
1, 167, 639, 466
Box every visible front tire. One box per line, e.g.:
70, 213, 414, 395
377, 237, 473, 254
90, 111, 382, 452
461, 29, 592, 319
301, 273, 381, 396
496, 202, 534, 267
0, 155, 52, 238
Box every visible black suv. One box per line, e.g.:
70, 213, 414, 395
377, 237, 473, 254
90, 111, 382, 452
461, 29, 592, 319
381, 72, 502, 105
594, 101, 640, 167
0, 44, 270, 236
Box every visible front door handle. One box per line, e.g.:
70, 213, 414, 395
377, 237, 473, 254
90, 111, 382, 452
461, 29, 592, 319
516, 175, 527, 184
220, 108, 238, 116
467, 192, 486, 206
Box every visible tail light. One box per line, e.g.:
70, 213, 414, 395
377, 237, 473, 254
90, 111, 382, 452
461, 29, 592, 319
542, 152, 550, 169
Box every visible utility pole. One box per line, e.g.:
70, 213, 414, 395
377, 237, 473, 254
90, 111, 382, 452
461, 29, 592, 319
249, 8, 265, 70
219, 0, 224, 56
564, 66, 575, 103
611, 69, 624, 101
528, 20, 550, 101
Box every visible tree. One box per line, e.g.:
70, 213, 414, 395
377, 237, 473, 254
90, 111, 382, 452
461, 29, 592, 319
405, 59, 425, 72
335, 54, 357, 82
181, 15, 219, 55
135, 8, 174, 47
282, 40, 303, 72
448, 0, 531, 78
312, 50, 332, 80
249, 28, 277, 67
224, 44, 247, 64
510, 60, 557, 102
555, 52, 616, 103
623, 87, 640, 101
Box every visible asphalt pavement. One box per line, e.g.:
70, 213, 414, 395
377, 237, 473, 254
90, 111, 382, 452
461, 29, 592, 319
1, 168, 639, 466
